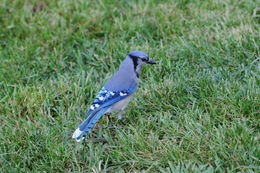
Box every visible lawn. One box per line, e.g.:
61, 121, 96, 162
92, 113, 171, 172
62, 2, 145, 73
0, 0, 259, 172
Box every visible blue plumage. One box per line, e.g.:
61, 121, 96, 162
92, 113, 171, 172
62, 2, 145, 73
77, 107, 109, 141
128, 50, 148, 57
72, 51, 156, 142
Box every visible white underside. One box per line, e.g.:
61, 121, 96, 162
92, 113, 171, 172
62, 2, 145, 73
108, 95, 133, 113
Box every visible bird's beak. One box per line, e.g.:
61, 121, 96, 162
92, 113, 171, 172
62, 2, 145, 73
147, 58, 157, 64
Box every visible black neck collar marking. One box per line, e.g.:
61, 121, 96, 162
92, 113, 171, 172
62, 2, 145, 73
129, 55, 139, 78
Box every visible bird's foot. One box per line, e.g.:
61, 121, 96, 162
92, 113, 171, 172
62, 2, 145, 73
104, 123, 114, 129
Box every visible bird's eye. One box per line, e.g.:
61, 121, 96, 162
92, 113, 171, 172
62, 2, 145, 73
141, 57, 148, 62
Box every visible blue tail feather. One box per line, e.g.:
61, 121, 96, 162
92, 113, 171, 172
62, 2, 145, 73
72, 107, 109, 142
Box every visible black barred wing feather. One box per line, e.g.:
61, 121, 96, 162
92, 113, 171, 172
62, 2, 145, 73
85, 87, 131, 117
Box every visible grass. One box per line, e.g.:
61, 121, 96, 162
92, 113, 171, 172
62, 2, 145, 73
0, 0, 259, 172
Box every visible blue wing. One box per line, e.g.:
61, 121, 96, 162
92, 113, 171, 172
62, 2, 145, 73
86, 81, 137, 117
72, 82, 137, 142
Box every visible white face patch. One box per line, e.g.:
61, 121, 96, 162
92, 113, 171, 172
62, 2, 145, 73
135, 59, 146, 74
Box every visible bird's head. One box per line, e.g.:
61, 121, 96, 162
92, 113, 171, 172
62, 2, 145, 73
127, 51, 156, 76
128, 50, 156, 65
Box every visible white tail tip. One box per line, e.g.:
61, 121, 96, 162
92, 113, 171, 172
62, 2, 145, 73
72, 128, 84, 142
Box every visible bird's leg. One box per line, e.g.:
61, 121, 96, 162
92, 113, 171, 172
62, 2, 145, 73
117, 110, 124, 120
105, 113, 113, 128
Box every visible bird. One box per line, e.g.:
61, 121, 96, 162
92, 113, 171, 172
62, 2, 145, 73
72, 50, 156, 142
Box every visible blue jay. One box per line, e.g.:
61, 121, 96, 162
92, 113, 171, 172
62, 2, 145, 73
72, 51, 156, 142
